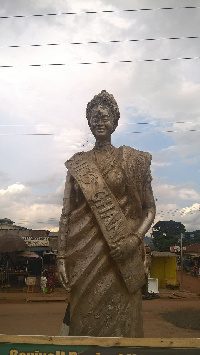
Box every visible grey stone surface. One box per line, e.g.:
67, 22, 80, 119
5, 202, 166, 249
58, 90, 156, 337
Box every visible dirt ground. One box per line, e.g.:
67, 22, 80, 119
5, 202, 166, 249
0, 271, 199, 338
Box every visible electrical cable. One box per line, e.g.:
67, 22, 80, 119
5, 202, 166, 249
1, 128, 200, 135
0, 56, 200, 68
1, 36, 199, 49
1, 6, 200, 19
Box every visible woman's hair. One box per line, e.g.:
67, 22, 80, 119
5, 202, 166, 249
86, 90, 120, 132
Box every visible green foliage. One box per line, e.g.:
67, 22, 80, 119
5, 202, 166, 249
0, 218, 14, 225
182, 230, 200, 246
152, 220, 186, 252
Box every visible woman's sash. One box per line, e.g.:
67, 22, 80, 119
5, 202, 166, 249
66, 151, 146, 294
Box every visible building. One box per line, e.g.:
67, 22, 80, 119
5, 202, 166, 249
48, 232, 58, 252
0, 220, 51, 255
183, 243, 200, 275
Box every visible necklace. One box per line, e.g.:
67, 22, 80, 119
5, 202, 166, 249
93, 141, 113, 151
93, 144, 117, 176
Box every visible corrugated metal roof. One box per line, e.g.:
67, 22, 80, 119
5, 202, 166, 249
185, 243, 200, 253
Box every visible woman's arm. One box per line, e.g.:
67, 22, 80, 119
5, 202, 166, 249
110, 163, 156, 263
57, 173, 72, 292
136, 175, 156, 238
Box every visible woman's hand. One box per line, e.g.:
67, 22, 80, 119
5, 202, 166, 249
57, 258, 71, 292
110, 235, 139, 262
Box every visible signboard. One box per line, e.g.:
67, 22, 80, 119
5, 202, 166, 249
183, 234, 194, 239
2, 345, 200, 354
25, 276, 36, 286
0, 336, 199, 355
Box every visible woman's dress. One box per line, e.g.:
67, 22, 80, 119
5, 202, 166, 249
59, 145, 154, 337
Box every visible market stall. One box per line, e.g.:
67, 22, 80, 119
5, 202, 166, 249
0, 233, 27, 289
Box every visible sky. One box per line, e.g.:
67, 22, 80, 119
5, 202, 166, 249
0, 0, 200, 234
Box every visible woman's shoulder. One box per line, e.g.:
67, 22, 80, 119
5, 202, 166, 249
65, 150, 93, 168
119, 145, 152, 162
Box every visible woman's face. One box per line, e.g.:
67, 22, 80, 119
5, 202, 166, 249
90, 104, 114, 140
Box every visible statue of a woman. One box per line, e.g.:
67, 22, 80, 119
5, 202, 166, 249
58, 90, 156, 337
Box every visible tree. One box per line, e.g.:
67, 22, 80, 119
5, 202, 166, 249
152, 220, 186, 252
192, 230, 200, 244
182, 230, 200, 246
0, 218, 14, 225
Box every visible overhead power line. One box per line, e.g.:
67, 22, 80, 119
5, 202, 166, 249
0, 56, 200, 68
1, 129, 200, 136
1, 121, 198, 126
126, 129, 200, 134
1, 36, 199, 49
0, 6, 200, 19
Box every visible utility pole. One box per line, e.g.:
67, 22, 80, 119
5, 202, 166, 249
180, 233, 183, 291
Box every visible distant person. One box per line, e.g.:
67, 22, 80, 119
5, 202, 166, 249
193, 265, 197, 277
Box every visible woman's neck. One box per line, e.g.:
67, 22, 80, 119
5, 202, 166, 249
94, 139, 112, 151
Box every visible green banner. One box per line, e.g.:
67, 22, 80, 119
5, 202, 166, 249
1, 343, 200, 355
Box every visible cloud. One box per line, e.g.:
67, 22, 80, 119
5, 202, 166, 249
152, 161, 172, 167
179, 202, 200, 232
153, 178, 200, 231
181, 203, 200, 215
0, 180, 63, 231
153, 180, 200, 204
0, 0, 200, 235
179, 189, 200, 201
0, 171, 11, 187
0, 182, 26, 195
